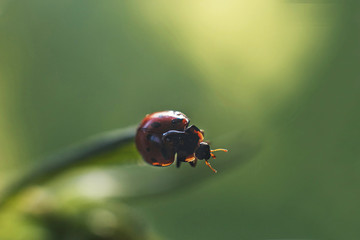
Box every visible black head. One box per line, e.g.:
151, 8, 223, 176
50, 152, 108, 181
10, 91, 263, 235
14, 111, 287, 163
195, 142, 211, 160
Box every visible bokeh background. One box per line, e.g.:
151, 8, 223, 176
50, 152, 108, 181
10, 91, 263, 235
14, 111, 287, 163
0, 0, 359, 239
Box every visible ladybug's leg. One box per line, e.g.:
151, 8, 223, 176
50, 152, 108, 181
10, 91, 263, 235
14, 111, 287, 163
176, 158, 182, 168
189, 158, 197, 167
184, 154, 196, 167
185, 155, 196, 162
205, 160, 217, 173
176, 154, 185, 168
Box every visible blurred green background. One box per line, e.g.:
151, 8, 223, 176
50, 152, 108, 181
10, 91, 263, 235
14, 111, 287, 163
0, 0, 359, 239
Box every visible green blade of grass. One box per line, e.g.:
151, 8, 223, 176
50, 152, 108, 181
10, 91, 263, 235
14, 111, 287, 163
0, 126, 138, 208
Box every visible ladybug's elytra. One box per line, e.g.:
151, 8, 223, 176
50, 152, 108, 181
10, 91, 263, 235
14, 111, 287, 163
135, 111, 227, 173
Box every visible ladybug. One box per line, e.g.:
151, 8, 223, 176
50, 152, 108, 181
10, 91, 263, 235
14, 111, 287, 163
135, 110, 227, 173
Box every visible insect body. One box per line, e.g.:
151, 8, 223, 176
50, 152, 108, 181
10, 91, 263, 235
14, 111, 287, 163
135, 111, 227, 173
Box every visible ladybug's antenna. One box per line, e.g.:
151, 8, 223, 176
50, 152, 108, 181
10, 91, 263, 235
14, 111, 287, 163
211, 149, 228, 153
205, 160, 217, 173
210, 148, 228, 159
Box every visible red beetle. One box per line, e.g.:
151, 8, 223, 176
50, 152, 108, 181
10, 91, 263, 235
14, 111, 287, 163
135, 111, 227, 173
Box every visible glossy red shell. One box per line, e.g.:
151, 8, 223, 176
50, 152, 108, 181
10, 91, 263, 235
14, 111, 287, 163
135, 111, 190, 166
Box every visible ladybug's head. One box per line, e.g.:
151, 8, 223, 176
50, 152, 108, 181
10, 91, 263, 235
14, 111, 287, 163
195, 142, 228, 173
195, 142, 211, 160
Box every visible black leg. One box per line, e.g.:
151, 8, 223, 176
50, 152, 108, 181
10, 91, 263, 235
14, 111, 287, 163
176, 158, 182, 168
176, 154, 185, 168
